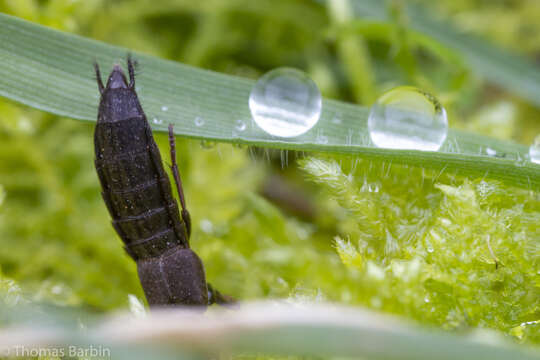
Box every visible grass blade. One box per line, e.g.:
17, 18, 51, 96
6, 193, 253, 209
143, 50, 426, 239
0, 13, 538, 190
350, 0, 540, 108
1, 303, 539, 360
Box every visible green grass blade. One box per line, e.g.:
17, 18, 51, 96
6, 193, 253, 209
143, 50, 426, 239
0, 13, 538, 190
350, 0, 540, 108
2, 303, 539, 360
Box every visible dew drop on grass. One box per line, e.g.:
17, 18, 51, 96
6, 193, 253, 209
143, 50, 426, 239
530, 134, 540, 164
368, 86, 448, 151
331, 115, 342, 124
161, 105, 169, 112
235, 119, 246, 132
249, 67, 321, 137
486, 147, 497, 156
195, 116, 205, 127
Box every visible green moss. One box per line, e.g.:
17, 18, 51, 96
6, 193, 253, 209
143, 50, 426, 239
301, 156, 539, 340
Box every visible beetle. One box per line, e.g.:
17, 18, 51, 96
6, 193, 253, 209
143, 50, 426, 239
93, 55, 230, 306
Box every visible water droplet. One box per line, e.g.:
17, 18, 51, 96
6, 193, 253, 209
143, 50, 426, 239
161, 105, 169, 112
199, 219, 214, 233
424, 296, 430, 303
368, 87, 448, 151
249, 67, 321, 137
195, 116, 205, 127
486, 147, 497, 156
17, 118, 34, 134
152, 117, 163, 125
529, 134, 540, 164
424, 237, 434, 253
331, 115, 342, 124
235, 119, 246, 132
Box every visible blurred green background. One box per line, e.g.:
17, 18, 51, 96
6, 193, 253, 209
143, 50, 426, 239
0, 0, 538, 346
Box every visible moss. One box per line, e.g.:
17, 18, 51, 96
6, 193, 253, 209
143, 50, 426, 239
301, 156, 539, 340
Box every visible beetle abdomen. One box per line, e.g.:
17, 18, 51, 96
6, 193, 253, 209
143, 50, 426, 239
95, 116, 189, 261
137, 247, 208, 305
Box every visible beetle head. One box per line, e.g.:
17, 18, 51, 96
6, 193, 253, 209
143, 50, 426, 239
106, 64, 129, 90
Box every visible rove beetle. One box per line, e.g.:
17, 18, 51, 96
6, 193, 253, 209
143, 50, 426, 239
93, 55, 231, 307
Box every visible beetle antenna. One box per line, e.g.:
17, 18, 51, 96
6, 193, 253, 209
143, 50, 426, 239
94, 61, 104, 94
127, 54, 136, 89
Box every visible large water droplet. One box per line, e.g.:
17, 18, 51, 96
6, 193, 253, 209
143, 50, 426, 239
249, 67, 321, 137
530, 134, 540, 164
368, 87, 448, 151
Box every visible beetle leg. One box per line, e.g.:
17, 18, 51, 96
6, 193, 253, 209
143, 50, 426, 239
207, 283, 236, 306
144, 124, 188, 247
168, 124, 192, 238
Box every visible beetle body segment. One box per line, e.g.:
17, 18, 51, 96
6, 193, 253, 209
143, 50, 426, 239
94, 59, 208, 306
137, 247, 208, 305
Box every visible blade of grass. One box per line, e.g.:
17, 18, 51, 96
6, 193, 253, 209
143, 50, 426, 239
327, 0, 376, 104
0, 13, 538, 190
1, 303, 539, 360
349, 0, 540, 108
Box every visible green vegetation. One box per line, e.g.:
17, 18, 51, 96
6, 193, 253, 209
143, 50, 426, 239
0, 0, 538, 357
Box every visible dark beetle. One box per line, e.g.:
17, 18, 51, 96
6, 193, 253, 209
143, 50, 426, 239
93, 56, 229, 306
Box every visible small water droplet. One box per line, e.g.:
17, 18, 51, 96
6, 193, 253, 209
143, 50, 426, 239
17, 118, 34, 134
368, 86, 448, 151
424, 238, 434, 253
249, 67, 321, 137
424, 296, 430, 303
486, 147, 497, 156
529, 134, 540, 164
152, 117, 163, 125
235, 119, 246, 132
161, 105, 169, 112
200, 219, 214, 233
195, 116, 205, 127
331, 116, 342, 124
